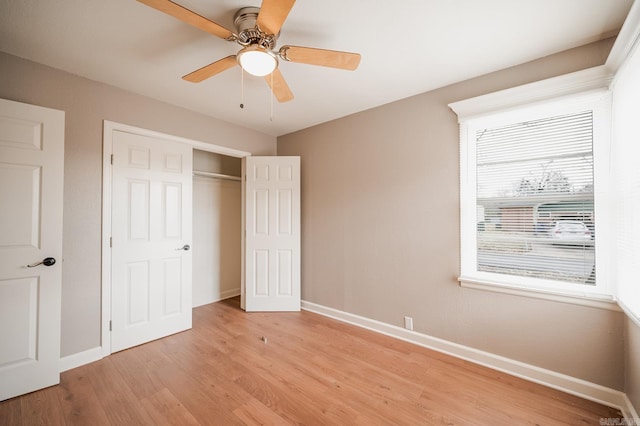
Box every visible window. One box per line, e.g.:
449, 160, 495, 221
611, 37, 640, 320
452, 87, 613, 303
476, 110, 595, 284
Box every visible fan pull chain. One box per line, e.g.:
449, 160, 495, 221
240, 68, 244, 109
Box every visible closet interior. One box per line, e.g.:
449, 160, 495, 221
192, 149, 242, 307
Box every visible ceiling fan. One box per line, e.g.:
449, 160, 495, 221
137, 0, 362, 102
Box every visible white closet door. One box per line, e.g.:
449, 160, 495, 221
111, 130, 192, 352
244, 156, 300, 311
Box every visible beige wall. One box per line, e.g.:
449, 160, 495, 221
277, 38, 626, 390
0, 52, 276, 357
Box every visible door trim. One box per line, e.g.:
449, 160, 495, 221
101, 121, 250, 356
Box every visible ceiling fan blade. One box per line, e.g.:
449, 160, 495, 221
256, 0, 296, 35
182, 56, 238, 82
279, 45, 361, 70
137, 0, 235, 40
264, 68, 294, 102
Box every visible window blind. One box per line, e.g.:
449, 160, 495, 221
476, 111, 595, 285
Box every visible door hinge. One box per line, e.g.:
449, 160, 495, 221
110, 154, 113, 165
109, 320, 112, 331
110, 237, 112, 248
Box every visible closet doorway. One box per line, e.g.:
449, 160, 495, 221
101, 121, 251, 356
101, 121, 300, 356
192, 150, 242, 307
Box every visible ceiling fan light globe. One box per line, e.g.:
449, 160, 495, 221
238, 46, 278, 77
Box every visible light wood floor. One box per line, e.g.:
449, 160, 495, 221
0, 297, 622, 425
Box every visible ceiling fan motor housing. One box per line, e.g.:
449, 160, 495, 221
234, 7, 277, 49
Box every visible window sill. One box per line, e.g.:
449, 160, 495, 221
458, 276, 621, 312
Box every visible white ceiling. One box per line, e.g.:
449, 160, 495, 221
0, 0, 633, 136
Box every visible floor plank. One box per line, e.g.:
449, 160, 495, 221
20, 385, 66, 426
0, 297, 623, 425
57, 367, 112, 425
139, 388, 201, 426
0, 395, 21, 426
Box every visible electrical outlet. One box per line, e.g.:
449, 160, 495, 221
404, 316, 413, 331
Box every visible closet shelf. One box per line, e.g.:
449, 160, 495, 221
193, 170, 242, 181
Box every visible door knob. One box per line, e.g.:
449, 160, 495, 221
27, 257, 56, 268
176, 244, 190, 251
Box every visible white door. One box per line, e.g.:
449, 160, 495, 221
0, 99, 64, 401
244, 156, 300, 311
111, 130, 192, 352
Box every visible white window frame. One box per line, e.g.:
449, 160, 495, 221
450, 67, 619, 311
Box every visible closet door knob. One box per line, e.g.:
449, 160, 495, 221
176, 244, 190, 251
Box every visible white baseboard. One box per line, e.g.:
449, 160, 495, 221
193, 288, 241, 308
59, 346, 103, 372
621, 394, 640, 425
220, 288, 241, 300
301, 300, 637, 423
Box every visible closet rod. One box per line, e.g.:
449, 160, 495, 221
193, 170, 242, 181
